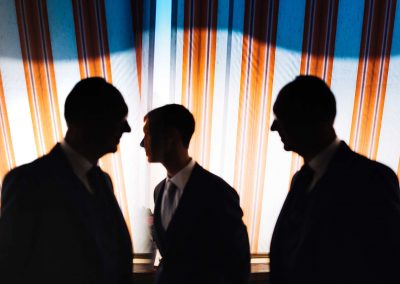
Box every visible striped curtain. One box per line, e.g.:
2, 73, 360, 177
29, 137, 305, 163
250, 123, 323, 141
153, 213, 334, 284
0, 0, 399, 254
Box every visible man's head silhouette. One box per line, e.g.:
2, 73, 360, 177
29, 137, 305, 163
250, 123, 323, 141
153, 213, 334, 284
271, 75, 337, 162
141, 104, 195, 165
64, 77, 131, 163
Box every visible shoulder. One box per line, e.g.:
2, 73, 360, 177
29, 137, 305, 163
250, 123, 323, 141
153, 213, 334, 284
333, 142, 396, 178
2, 147, 61, 200
192, 164, 232, 188
1, 158, 44, 206
334, 145, 399, 199
361, 157, 399, 197
192, 165, 245, 230
348, 149, 397, 183
192, 164, 240, 204
154, 179, 166, 192
3, 154, 50, 184
153, 179, 166, 201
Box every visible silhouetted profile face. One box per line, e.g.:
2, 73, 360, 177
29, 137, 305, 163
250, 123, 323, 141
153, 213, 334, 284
270, 75, 336, 155
65, 77, 131, 157
270, 114, 306, 152
141, 104, 195, 163
88, 116, 131, 155
142, 117, 167, 162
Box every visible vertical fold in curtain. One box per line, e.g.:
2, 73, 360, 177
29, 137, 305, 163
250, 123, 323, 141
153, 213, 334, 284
180, 0, 218, 168
131, 0, 143, 99
0, 72, 15, 181
131, 0, 156, 110
15, 0, 63, 156
398, 158, 400, 178
71, 0, 131, 234
288, 0, 339, 180
234, 0, 279, 252
1, 0, 398, 253
350, 0, 396, 159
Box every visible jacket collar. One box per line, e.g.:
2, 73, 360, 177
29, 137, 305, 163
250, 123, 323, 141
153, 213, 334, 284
154, 163, 204, 255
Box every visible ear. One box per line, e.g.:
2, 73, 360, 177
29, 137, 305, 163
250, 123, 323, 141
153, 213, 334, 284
167, 128, 183, 147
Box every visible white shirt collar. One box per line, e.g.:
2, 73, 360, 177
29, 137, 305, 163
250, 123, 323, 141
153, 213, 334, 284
167, 158, 196, 191
307, 137, 341, 190
60, 140, 95, 180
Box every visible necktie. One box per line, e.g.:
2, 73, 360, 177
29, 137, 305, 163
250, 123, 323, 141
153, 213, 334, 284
292, 164, 314, 195
86, 166, 108, 194
86, 166, 120, 282
162, 181, 178, 229
282, 164, 315, 268
291, 164, 315, 216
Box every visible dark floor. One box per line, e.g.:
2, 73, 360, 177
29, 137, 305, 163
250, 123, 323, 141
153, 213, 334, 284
133, 263, 270, 284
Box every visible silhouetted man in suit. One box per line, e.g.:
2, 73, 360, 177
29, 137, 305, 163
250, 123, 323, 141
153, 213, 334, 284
269, 75, 400, 284
141, 104, 250, 284
0, 77, 133, 284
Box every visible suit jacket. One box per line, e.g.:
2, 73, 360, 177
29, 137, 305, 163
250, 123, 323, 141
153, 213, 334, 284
153, 163, 250, 284
270, 142, 400, 284
0, 144, 133, 284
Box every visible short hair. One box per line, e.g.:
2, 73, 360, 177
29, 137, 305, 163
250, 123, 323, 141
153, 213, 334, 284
273, 75, 336, 124
145, 104, 195, 148
64, 77, 128, 125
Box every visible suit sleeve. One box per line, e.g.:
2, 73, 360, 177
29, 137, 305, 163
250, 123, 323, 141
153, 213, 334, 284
0, 168, 39, 283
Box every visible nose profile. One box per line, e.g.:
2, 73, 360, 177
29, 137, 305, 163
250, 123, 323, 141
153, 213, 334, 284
123, 121, 131, 133
271, 119, 278, 131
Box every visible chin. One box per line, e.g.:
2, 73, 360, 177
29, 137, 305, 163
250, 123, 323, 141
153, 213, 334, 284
146, 153, 161, 163
110, 145, 118, 153
283, 144, 292, 151
147, 156, 158, 163
104, 145, 118, 155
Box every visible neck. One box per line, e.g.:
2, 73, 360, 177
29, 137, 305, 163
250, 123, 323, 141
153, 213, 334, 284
302, 132, 337, 163
163, 152, 191, 177
65, 134, 99, 165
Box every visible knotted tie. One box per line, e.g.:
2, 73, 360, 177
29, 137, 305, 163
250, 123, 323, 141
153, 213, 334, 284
292, 164, 314, 195
86, 166, 120, 283
290, 164, 315, 220
86, 166, 108, 194
284, 164, 315, 258
277, 165, 316, 284
162, 181, 178, 229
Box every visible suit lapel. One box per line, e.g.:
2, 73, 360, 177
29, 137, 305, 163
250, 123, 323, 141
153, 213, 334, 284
165, 164, 200, 234
99, 171, 133, 253
270, 175, 301, 254
46, 145, 102, 248
158, 164, 202, 255
309, 142, 354, 196
154, 179, 167, 255
289, 142, 355, 244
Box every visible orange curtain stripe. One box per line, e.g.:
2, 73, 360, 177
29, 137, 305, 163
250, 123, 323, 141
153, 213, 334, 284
234, 0, 279, 252
72, 0, 112, 79
188, 0, 206, 165
300, 0, 338, 84
131, 0, 143, 98
72, 0, 132, 235
15, 0, 63, 156
202, 0, 218, 169
188, 0, 218, 168
350, 0, 396, 159
397, 158, 400, 181
0, 72, 16, 181
291, 0, 339, 179
181, 0, 192, 107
